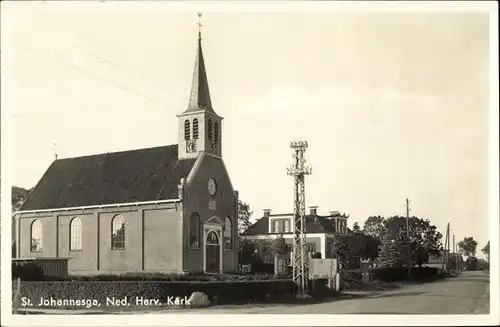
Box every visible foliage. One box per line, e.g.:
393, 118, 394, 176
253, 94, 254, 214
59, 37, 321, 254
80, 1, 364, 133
15, 279, 297, 307
238, 200, 253, 234
371, 267, 439, 282
381, 216, 443, 268
481, 241, 490, 261
270, 236, 289, 256
332, 232, 379, 269
12, 261, 45, 281
458, 237, 478, 256
363, 216, 386, 240
466, 256, 478, 271
12, 186, 31, 212
352, 222, 362, 234
238, 238, 260, 265
377, 233, 404, 267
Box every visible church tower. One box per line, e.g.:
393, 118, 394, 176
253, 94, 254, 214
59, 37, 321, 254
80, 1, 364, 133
178, 14, 223, 160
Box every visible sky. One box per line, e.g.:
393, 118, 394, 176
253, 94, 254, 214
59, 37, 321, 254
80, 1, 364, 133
1, 3, 495, 256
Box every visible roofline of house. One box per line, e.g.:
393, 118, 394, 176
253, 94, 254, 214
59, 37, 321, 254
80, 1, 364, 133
14, 199, 182, 215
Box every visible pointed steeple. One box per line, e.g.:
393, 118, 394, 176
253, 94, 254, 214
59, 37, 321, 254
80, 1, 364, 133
184, 13, 215, 114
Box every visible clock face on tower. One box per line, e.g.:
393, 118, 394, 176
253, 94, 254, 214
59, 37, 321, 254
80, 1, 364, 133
208, 178, 217, 196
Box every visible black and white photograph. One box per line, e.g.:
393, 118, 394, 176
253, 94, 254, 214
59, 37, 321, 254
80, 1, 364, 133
1, 1, 498, 326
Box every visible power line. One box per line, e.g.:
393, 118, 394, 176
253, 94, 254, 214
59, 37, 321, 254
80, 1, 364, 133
25, 47, 174, 110
72, 41, 172, 92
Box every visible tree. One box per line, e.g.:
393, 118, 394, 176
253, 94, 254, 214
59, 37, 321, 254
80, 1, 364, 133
331, 232, 380, 269
481, 241, 490, 262
458, 237, 478, 257
270, 236, 289, 256
363, 216, 386, 240
378, 233, 404, 267
12, 186, 31, 212
352, 222, 361, 234
10, 186, 32, 258
238, 199, 253, 234
383, 216, 443, 268
238, 238, 260, 265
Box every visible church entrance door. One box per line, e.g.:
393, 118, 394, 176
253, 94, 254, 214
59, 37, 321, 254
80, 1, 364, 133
205, 231, 220, 272
203, 217, 223, 273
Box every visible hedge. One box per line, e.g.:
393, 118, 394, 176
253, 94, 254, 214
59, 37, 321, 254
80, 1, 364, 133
371, 267, 439, 282
15, 280, 296, 308
12, 261, 44, 281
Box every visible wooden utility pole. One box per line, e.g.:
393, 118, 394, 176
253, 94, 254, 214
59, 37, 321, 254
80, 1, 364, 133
441, 223, 450, 275
453, 234, 456, 273
405, 198, 411, 280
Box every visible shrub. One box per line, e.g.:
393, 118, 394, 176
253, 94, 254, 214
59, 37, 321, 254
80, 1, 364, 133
12, 261, 44, 281
15, 279, 296, 308
371, 267, 438, 282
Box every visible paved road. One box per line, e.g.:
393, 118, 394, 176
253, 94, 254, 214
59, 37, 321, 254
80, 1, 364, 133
191, 271, 490, 314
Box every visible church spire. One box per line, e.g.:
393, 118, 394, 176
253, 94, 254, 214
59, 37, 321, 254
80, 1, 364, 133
184, 12, 215, 114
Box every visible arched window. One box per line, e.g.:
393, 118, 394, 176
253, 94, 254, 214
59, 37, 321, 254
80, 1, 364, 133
70, 217, 83, 251
206, 231, 219, 245
184, 120, 191, 140
30, 220, 43, 252
214, 122, 219, 142
193, 119, 199, 139
190, 213, 200, 248
224, 217, 232, 250
111, 215, 125, 250
207, 119, 213, 140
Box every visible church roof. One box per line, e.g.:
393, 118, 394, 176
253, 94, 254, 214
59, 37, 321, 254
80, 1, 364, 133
19, 145, 196, 211
242, 214, 350, 236
183, 31, 217, 115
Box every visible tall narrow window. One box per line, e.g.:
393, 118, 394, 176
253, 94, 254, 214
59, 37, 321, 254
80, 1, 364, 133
184, 120, 191, 140
207, 119, 213, 140
70, 217, 83, 251
272, 220, 279, 233
30, 220, 43, 252
214, 122, 219, 142
224, 217, 232, 250
190, 213, 200, 248
111, 215, 125, 250
284, 220, 290, 233
193, 118, 199, 139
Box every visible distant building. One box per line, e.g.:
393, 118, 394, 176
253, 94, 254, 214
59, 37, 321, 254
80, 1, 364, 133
241, 206, 350, 263
13, 28, 239, 275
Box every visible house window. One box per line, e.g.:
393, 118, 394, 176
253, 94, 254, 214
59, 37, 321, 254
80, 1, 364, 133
190, 213, 200, 248
306, 243, 316, 253
284, 220, 290, 233
272, 220, 279, 233
30, 220, 43, 252
207, 119, 213, 140
184, 120, 191, 140
70, 217, 82, 251
214, 122, 219, 142
111, 215, 125, 250
224, 217, 232, 250
193, 119, 199, 139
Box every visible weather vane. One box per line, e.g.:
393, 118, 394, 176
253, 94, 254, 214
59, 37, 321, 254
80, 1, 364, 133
197, 12, 203, 37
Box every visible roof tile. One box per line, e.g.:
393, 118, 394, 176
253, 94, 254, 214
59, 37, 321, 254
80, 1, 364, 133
20, 144, 196, 210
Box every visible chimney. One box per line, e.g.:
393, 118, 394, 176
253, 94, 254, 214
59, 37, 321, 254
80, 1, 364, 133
309, 206, 318, 216
263, 209, 271, 218
178, 178, 186, 200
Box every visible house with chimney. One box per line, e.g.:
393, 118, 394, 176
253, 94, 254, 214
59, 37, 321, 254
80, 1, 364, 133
13, 24, 239, 275
240, 206, 350, 263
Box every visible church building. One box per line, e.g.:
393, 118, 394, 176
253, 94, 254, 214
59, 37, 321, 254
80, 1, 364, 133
13, 25, 239, 275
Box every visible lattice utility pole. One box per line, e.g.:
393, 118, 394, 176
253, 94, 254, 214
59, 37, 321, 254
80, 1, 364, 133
286, 141, 312, 298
